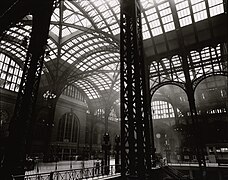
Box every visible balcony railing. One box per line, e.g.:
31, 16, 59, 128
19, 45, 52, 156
12, 164, 121, 180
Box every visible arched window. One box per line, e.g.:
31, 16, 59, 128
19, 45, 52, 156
108, 107, 120, 122
0, 53, 23, 92
152, 100, 175, 119
62, 84, 87, 103
94, 108, 105, 119
57, 113, 79, 143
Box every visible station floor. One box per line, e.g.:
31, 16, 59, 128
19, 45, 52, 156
25, 158, 116, 175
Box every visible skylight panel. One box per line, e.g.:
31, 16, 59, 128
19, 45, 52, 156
93, 0, 103, 7
75, 80, 100, 99
65, 1, 81, 12
79, 66, 86, 71
175, 0, 192, 27
164, 23, 174, 32
113, 6, 120, 17
24, 25, 31, 31
105, 16, 113, 24
190, 50, 201, 62
146, 7, 163, 36
103, 14, 114, 24
158, 2, 169, 10
191, 0, 207, 22
141, 0, 154, 9
208, 0, 224, 17
0, 41, 25, 61
143, 31, 151, 39
80, 0, 90, 7
18, 29, 24, 34
63, 9, 73, 19
161, 14, 173, 24
48, 39, 57, 49
87, 61, 93, 66
49, 25, 59, 36
113, 77, 120, 88
62, 27, 71, 37
108, 0, 116, 6
98, 4, 108, 12
77, 36, 83, 41
93, 15, 102, 23
51, 9, 59, 22
80, 34, 87, 39
81, 18, 91, 27
151, 26, 163, 36
142, 15, 151, 39
156, 0, 166, 4
92, 74, 112, 90
160, 8, 172, 17
83, 48, 90, 53
178, 8, 191, 18
193, 10, 207, 22
88, 9, 99, 17
72, 46, 79, 52
78, 43, 84, 48
110, 23, 119, 35
192, 2, 206, 11
67, 59, 73, 64
209, 4, 224, 17
201, 47, 210, 61
98, 22, 106, 29
208, 0, 223, 7
65, 14, 76, 24
151, 19, 160, 27
176, 1, 189, 10
146, 7, 156, 15
157, 1, 175, 32
62, 56, 68, 61
113, 28, 120, 36
87, 39, 94, 44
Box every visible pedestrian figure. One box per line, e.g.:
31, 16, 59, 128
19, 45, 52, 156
95, 159, 100, 175
81, 160, 85, 169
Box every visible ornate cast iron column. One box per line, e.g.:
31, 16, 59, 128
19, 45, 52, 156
1, 0, 55, 179
102, 132, 111, 175
120, 0, 152, 179
169, 3, 207, 178
182, 54, 207, 179
42, 90, 57, 162
114, 135, 121, 173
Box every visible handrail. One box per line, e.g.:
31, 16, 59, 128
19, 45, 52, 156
12, 164, 121, 180
160, 161, 192, 180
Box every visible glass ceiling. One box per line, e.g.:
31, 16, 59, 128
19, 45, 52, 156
0, 0, 225, 101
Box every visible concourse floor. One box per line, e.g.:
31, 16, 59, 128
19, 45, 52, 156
26, 159, 115, 175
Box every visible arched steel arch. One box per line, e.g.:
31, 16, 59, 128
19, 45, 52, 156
193, 72, 228, 91
150, 81, 186, 100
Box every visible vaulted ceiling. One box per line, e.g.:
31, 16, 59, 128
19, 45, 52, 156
0, 0, 227, 112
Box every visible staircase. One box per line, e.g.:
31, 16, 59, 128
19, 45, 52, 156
161, 165, 192, 180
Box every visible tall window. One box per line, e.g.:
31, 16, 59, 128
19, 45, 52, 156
108, 107, 120, 122
62, 85, 86, 102
57, 113, 79, 143
95, 108, 105, 119
0, 53, 23, 92
152, 100, 175, 119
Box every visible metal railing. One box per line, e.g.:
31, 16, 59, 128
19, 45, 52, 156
12, 165, 121, 180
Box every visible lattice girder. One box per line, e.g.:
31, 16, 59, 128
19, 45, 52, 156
120, 0, 152, 179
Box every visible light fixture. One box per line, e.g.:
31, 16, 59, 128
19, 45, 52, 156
45, 50, 50, 58
43, 90, 57, 101
21, 36, 29, 48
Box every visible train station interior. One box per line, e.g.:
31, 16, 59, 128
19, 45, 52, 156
0, 0, 227, 179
